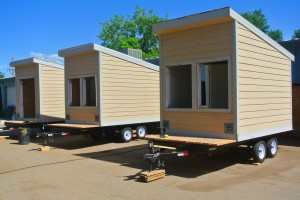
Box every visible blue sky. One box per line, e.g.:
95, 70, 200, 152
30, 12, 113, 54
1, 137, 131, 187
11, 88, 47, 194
0, 0, 299, 76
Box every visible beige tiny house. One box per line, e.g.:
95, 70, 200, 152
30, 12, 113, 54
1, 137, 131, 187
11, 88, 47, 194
153, 7, 294, 142
10, 58, 65, 122
58, 43, 160, 126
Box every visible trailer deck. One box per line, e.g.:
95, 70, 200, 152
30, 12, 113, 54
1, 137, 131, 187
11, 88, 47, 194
145, 135, 236, 146
48, 123, 100, 129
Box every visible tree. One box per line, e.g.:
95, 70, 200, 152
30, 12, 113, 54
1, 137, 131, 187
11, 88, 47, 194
292, 29, 300, 40
97, 5, 168, 59
241, 9, 270, 33
241, 9, 283, 42
0, 72, 5, 78
268, 29, 283, 42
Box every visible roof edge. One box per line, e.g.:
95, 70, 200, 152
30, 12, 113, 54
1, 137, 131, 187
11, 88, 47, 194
10, 58, 64, 69
58, 43, 159, 71
152, 7, 230, 33
229, 8, 295, 61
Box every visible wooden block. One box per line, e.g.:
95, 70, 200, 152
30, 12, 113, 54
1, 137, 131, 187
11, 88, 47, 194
252, 162, 261, 166
39, 146, 50, 151
140, 169, 165, 177
0, 136, 9, 140
153, 145, 176, 150
139, 169, 165, 182
140, 174, 165, 182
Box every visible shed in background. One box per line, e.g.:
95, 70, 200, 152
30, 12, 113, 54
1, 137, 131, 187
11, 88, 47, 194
280, 39, 300, 135
10, 58, 65, 122
0, 77, 16, 112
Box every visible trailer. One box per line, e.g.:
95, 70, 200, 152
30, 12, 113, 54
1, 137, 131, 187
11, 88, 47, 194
50, 43, 160, 142
142, 7, 294, 173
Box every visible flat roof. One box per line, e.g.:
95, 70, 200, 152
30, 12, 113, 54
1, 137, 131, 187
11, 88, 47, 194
58, 43, 159, 72
153, 7, 294, 61
10, 58, 64, 69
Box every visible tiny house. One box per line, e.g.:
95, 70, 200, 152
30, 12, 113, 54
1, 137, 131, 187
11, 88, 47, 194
153, 7, 294, 142
57, 43, 160, 141
10, 58, 65, 122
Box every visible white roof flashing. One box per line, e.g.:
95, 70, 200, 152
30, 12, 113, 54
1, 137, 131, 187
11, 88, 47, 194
153, 7, 294, 61
58, 43, 159, 71
10, 58, 64, 69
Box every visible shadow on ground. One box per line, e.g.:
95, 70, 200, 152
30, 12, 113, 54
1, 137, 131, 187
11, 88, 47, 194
74, 143, 254, 179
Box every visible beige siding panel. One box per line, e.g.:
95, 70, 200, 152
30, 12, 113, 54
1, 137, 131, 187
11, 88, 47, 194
239, 98, 290, 106
238, 23, 292, 135
65, 52, 99, 76
15, 64, 40, 119
65, 51, 100, 124
40, 65, 65, 121
239, 103, 291, 112
239, 84, 290, 92
239, 66, 290, 76
163, 111, 233, 133
239, 120, 291, 134
102, 53, 160, 123
161, 21, 233, 63
159, 21, 234, 136
239, 77, 290, 87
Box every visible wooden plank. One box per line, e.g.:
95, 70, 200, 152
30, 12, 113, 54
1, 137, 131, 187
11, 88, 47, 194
48, 123, 100, 129
145, 135, 236, 146
153, 145, 177, 150
5, 120, 41, 125
139, 169, 165, 182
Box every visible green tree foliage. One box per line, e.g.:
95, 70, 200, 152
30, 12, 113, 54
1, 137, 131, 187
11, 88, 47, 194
292, 29, 300, 40
242, 9, 270, 33
0, 72, 5, 78
268, 29, 283, 42
97, 5, 168, 59
241, 9, 283, 42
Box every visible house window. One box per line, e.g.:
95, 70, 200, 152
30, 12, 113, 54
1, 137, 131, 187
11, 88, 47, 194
166, 64, 192, 108
83, 76, 96, 106
197, 61, 228, 109
68, 78, 80, 106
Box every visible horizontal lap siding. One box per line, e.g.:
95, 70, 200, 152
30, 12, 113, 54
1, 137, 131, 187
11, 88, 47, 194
15, 64, 39, 119
161, 21, 234, 135
237, 23, 292, 134
40, 65, 65, 121
101, 53, 160, 123
65, 52, 100, 124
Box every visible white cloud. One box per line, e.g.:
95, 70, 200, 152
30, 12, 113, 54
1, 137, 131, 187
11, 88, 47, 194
30, 52, 63, 64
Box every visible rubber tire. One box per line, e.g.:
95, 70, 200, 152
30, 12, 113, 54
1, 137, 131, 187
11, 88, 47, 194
266, 138, 278, 158
121, 128, 133, 143
253, 141, 267, 163
136, 126, 147, 138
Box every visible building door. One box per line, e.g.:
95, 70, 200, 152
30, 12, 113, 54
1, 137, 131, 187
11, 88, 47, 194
7, 86, 16, 107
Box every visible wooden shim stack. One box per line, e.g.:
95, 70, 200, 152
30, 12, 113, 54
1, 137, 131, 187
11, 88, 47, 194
139, 169, 165, 182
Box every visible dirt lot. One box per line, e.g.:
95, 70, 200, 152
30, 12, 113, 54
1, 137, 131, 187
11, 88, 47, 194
0, 130, 300, 200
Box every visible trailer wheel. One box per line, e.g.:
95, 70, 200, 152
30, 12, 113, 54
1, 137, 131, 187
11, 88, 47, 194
253, 141, 267, 163
136, 126, 147, 138
266, 138, 278, 158
121, 128, 133, 142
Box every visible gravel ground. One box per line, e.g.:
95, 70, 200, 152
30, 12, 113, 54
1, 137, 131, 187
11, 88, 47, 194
0, 131, 300, 200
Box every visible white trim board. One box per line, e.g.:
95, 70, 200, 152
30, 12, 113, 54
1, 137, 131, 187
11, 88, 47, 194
101, 117, 160, 127
152, 7, 294, 61
237, 125, 292, 142
10, 58, 64, 69
58, 43, 159, 72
